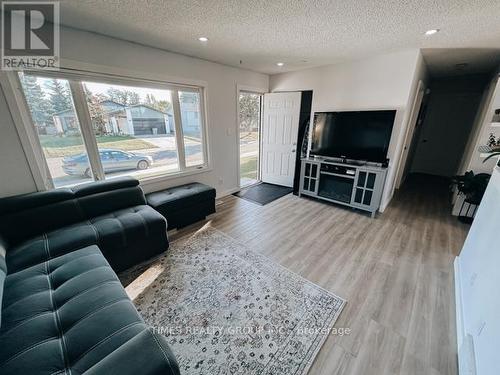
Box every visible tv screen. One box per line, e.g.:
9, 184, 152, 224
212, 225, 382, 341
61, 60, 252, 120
310, 110, 395, 163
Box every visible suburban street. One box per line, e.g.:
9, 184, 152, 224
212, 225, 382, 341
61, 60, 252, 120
47, 135, 202, 187
45, 133, 259, 188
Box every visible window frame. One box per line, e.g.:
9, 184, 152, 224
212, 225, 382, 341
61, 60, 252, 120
5, 69, 210, 189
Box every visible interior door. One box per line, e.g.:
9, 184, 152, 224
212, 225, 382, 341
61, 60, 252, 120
261, 92, 301, 187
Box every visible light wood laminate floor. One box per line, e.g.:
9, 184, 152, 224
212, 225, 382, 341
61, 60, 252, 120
170, 174, 469, 375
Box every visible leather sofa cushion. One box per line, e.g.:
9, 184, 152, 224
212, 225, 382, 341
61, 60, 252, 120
73, 178, 147, 219
147, 182, 216, 213
5, 205, 166, 273
71, 177, 140, 197
0, 177, 146, 247
0, 189, 74, 215
0, 245, 178, 375
83, 329, 179, 375
89, 205, 167, 271
0, 190, 83, 246
6, 223, 99, 274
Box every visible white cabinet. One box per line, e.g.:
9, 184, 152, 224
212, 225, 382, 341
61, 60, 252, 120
301, 160, 320, 195
351, 169, 386, 213
299, 158, 387, 217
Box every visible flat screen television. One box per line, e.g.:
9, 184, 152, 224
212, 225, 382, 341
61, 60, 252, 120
310, 110, 396, 163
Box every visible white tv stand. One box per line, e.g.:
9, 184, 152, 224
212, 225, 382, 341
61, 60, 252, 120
298, 157, 387, 217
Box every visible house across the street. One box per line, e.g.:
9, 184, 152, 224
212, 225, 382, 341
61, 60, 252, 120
52, 100, 174, 136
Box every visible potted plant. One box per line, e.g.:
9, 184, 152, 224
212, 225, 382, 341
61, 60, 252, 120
451, 171, 491, 223
452, 171, 491, 204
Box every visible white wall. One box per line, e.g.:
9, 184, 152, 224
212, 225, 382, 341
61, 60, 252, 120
270, 49, 423, 210
466, 76, 500, 174
455, 166, 500, 375
0, 26, 269, 198
0, 84, 38, 196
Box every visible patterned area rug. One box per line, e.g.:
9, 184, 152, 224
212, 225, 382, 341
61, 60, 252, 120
120, 227, 346, 375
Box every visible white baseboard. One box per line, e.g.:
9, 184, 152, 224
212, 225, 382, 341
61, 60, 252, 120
216, 187, 240, 199
455, 256, 477, 375
455, 257, 465, 349
459, 334, 477, 375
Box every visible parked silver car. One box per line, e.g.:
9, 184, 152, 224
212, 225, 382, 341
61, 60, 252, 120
62, 149, 153, 177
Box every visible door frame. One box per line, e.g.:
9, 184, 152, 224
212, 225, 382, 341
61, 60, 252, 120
236, 84, 267, 189
395, 80, 426, 189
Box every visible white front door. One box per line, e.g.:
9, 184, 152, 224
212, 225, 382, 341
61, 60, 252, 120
261, 92, 301, 187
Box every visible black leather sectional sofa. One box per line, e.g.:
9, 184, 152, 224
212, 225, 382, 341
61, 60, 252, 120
0, 177, 179, 375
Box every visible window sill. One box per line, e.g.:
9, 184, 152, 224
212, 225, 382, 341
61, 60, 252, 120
138, 165, 212, 187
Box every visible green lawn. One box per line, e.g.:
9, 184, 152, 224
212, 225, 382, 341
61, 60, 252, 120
240, 156, 258, 179
39, 135, 157, 157
39, 134, 147, 147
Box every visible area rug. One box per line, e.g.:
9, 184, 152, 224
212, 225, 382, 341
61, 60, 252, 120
234, 182, 293, 205
120, 227, 346, 375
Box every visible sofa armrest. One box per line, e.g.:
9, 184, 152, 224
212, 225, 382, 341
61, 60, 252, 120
84, 329, 180, 375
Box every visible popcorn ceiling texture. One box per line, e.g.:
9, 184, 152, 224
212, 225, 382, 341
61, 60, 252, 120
58, 0, 500, 74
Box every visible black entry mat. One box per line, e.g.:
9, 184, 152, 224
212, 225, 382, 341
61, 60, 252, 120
234, 183, 293, 205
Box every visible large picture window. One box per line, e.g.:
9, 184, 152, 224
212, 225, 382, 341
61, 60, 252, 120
18, 72, 208, 188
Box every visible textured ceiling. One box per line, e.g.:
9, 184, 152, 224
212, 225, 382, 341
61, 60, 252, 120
54, 0, 500, 74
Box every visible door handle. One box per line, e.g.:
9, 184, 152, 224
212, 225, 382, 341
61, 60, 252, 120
291, 149, 296, 153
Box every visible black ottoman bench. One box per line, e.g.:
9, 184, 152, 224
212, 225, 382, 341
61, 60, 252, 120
146, 182, 216, 229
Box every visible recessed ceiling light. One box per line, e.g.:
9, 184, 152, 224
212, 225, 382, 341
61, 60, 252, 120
198, 37, 209, 42
425, 29, 440, 36
276, 62, 284, 67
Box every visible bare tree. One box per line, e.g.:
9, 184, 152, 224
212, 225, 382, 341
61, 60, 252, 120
106, 87, 140, 106
239, 93, 260, 134
145, 93, 173, 113
87, 94, 108, 135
